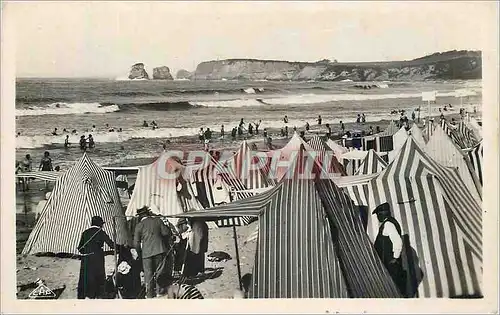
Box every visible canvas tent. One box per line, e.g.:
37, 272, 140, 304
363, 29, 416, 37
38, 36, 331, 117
424, 125, 482, 202
125, 152, 203, 224
22, 153, 131, 255
465, 141, 483, 188
308, 135, 346, 177
367, 136, 482, 297
387, 126, 409, 163
341, 150, 388, 176
355, 149, 388, 175
409, 124, 426, 148
170, 147, 402, 298
326, 138, 348, 161
222, 140, 276, 189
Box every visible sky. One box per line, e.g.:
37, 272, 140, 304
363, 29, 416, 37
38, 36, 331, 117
6, 1, 495, 78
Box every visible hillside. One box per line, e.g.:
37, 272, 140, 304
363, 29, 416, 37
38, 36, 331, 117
192, 50, 481, 81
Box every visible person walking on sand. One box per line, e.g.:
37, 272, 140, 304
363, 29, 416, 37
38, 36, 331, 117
361, 113, 366, 123
134, 206, 173, 299
305, 122, 310, 131
317, 115, 322, 125
239, 118, 245, 128
220, 125, 224, 139
22, 154, 33, 172
39, 151, 53, 171
340, 120, 345, 133
284, 115, 289, 124
77, 216, 115, 299
356, 114, 361, 123
248, 123, 254, 135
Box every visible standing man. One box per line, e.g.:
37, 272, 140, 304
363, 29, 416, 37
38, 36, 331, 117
77, 216, 115, 299
134, 206, 173, 298
372, 202, 406, 295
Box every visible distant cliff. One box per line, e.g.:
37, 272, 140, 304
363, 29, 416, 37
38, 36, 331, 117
193, 50, 481, 81
152, 66, 173, 80
128, 63, 149, 80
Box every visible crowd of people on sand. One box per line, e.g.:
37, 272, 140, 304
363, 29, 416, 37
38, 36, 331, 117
75, 206, 241, 299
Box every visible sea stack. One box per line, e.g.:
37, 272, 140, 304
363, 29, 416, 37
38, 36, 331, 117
152, 66, 174, 80
176, 69, 192, 80
128, 63, 149, 80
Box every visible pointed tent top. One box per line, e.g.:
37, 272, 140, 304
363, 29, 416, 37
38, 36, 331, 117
355, 149, 388, 175
409, 124, 426, 148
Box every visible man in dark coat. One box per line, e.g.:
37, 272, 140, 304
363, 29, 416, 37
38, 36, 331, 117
133, 206, 173, 298
373, 202, 406, 295
185, 219, 209, 277
77, 216, 115, 299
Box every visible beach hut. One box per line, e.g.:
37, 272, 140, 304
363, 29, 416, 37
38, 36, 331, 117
22, 153, 131, 255
354, 149, 388, 175
124, 152, 203, 223
367, 136, 482, 297
170, 149, 401, 298
424, 125, 482, 202
360, 120, 400, 152
332, 173, 377, 207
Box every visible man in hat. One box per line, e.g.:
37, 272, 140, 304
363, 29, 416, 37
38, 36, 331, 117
133, 206, 173, 298
372, 202, 406, 294
77, 215, 115, 299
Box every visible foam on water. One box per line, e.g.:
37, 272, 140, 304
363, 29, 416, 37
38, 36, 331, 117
189, 99, 265, 108
16, 102, 120, 116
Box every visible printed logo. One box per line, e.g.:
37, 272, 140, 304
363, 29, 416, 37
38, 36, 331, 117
28, 282, 56, 299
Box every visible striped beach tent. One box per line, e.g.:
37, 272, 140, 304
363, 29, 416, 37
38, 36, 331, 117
325, 138, 348, 160
387, 126, 409, 163
466, 117, 482, 141
16, 171, 61, 182
222, 140, 276, 189
440, 119, 475, 150
340, 150, 387, 176
424, 125, 482, 202
368, 136, 482, 297
187, 151, 255, 227
465, 141, 483, 187
409, 124, 426, 148
332, 173, 377, 207
307, 135, 346, 177
171, 176, 402, 298
355, 149, 388, 175
22, 153, 131, 255
125, 152, 204, 224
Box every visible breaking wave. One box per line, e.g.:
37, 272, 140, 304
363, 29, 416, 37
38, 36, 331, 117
16, 102, 120, 116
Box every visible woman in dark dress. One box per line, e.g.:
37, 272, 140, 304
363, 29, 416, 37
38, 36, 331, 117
184, 219, 209, 277
77, 216, 115, 299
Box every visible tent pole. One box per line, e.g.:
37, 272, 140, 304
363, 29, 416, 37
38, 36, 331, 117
113, 216, 118, 295
232, 224, 243, 291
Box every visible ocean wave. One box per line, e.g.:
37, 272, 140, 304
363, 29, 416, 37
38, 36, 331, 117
188, 99, 267, 108
262, 91, 460, 105
15, 102, 120, 116
118, 101, 196, 111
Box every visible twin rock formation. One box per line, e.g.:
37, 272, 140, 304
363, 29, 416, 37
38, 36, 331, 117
128, 63, 182, 80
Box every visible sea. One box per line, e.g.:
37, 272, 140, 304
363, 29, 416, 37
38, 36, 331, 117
15, 78, 482, 168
